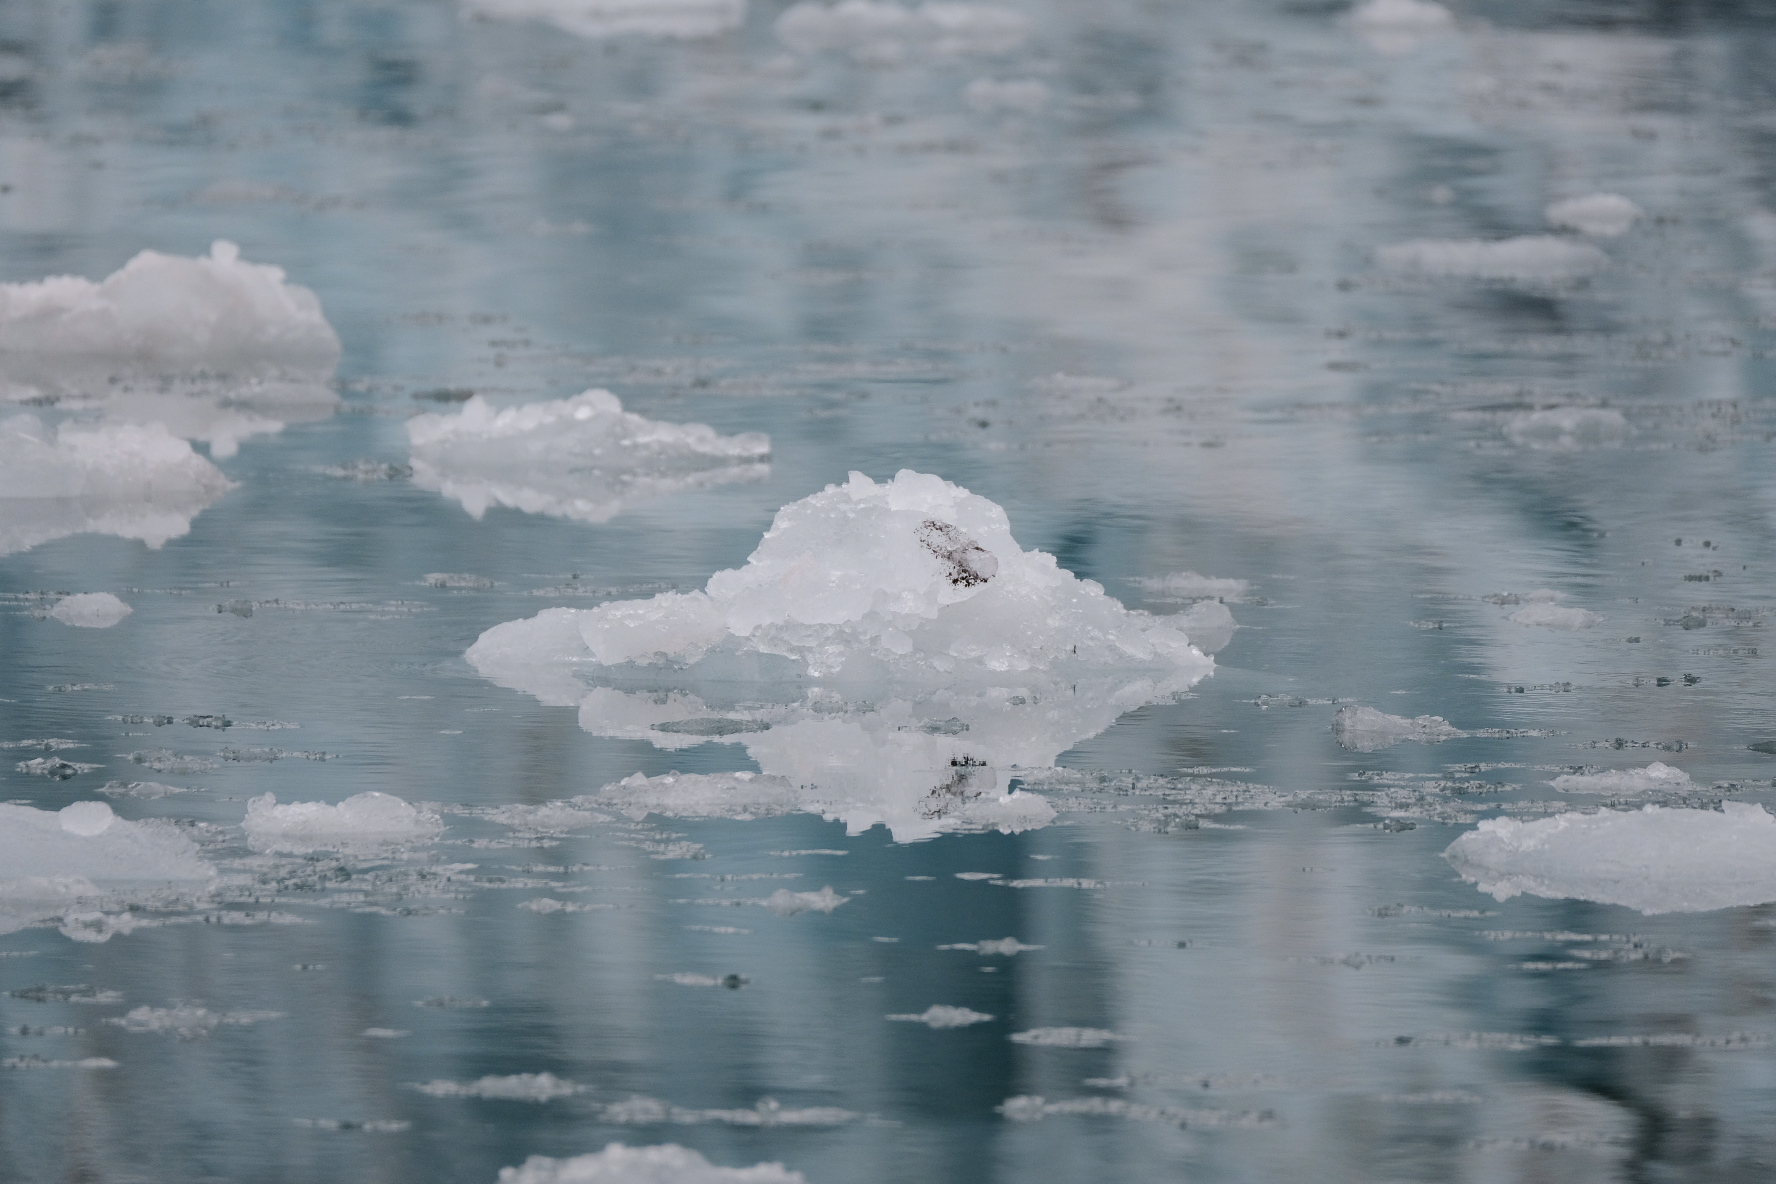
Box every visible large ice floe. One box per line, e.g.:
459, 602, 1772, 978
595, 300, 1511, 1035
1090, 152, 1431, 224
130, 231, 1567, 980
776, 0, 1029, 64
462, 0, 746, 39
1445, 803, 1776, 913
242, 792, 445, 854
0, 415, 234, 556
407, 391, 770, 524
497, 1143, 804, 1184
469, 470, 1215, 840
0, 801, 215, 937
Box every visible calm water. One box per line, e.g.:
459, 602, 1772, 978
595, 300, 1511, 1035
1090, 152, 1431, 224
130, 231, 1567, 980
3, 0, 1776, 1180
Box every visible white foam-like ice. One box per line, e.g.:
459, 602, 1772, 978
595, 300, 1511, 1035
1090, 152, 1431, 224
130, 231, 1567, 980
413, 1073, 584, 1100
107, 1005, 283, 1037
48, 593, 133, 628
242, 792, 444, 853
1545, 193, 1643, 237
1446, 803, 1776, 913
463, 0, 746, 39
1504, 407, 1628, 450
1377, 236, 1610, 282
1130, 571, 1249, 602
0, 415, 234, 557
497, 1143, 805, 1184
1508, 601, 1602, 629
0, 801, 215, 936
777, 0, 1029, 64
407, 390, 769, 524
886, 1005, 994, 1028
1009, 1027, 1125, 1047
1333, 705, 1465, 752
1348, 0, 1454, 53
1550, 762, 1693, 795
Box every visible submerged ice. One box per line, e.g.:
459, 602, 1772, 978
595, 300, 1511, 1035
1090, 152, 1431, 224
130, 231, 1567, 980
407, 390, 769, 524
468, 471, 1213, 839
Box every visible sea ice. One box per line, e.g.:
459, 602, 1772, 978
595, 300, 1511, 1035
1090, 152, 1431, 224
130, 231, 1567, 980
242, 792, 444, 853
777, 0, 1029, 64
107, 1005, 284, 1038
1130, 571, 1249, 602
412, 1073, 584, 1101
497, 1143, 805, 1184
764, 886, 847, 915
1445, 803, 1776, 913
1545, 194, 1643, 237
1506, 594, 1602, 629
462, 0, 746, 39
1504, 407, 1628, 450
1009, 1027, 1125, 1047
1333, 705, 1466, 752
1550, 762, 1694, 795
468, 471, 1213, 841
48, 593, 133, 628
938, 937, 1041, 954
0, 801, 215, 936
0, 415, 234, 556
1348, 0, 1454, 54
407, 390, 769, 524
1377, 236, 1610, 282
886, 1005, 994, 1028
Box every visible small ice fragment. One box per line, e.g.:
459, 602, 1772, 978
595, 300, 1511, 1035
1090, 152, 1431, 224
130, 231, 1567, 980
1348, 0, 1454, 53
1130, 572, 1249, 601
1174, 600, 1236, 655
58, 802, 116, 837
1332, 705, 1466, 752
764, 886, 847, 915
1545, 194, 1643, 237
411, 1073, 582, 1101
1445, 803, 1776, 913
462, 0, 747, 39
777, 0, 1029, 63
1504, 407, 1627, 451
1377, 236, 1609, 282
1009, 1027, 1125, 1047
964, 78, 1049, 114
48, 593, 132, 628
1508, 603, 1602, 629
363, 1028, 409, 1038
886, 1005, 994, 1028
938, 937, 1041, 954
242, 791, 444, 853
497, 1143, 806, 1183
107, 1005, 283, 1038
1551, 762, 1694, 795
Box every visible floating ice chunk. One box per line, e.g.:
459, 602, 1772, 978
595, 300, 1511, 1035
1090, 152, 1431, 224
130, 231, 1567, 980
1130, 571, 1249, 602
1545, 194, 1643, 237
463, 0, 746, 39
964, 78, 1049, 114
1009, 1027, 1126, 1047
1377, 237, 1609, 282
1446, 803, 1776, 913
0, 801, 214, 936
1348, 0, 1454, 54
407, 391, 769, 524
412, 1073, 583, 1101
938, 937, 1041, 954
596, 771, 804, 822
0, 240, 339, 369
497, 1143, 806, 1184
1174, 600, 1236, 655
48, 593, 132, 628
886, 1005, 994, 1028
764, 886, 847, 915
1504, 407, 1627, 450
777, 0, 1029, 64
0, 416, 233, 557
1550, 762, 1693, 795
1507, 599, 1602, 629
242, 792, 444, 853
601, 1096, 852, 1126
1333, 705, 1466, 752
107, 1005, 283, 1038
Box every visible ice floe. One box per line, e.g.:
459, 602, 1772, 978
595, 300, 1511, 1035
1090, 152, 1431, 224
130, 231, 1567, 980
1348, 0, 1455, 54
107, 1005, 284, 1038
1009, 1027, 1125, 1047
1503, 407, 1628, 450
48, 592, 133, 628
777, 0, 1029, 64
600, 1097, 854, 1126
0, 416, 234, 556
412, 1073, 584, 1100
1377, 236, 1610, 282
0, 801, 215, 937
1333, 706, 1465, 752
1445, 803, 1776, 913
1551, 762, 1694, 795
886, 1005, 994, 1028
463, 0, 746, 39
469, 471, 1213, 841
497, 1143, 805, 1184
242, 792, 444, 853
407, 390, 769, 524
1503, 592, 1602, 629
1545, 193, 1643, 237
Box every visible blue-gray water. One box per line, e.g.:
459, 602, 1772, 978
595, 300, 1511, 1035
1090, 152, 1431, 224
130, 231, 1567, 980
3, 0, 1776, 1180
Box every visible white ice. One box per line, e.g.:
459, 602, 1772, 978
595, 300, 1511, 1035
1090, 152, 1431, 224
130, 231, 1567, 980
1507, 595, 1603, 629
1551, 762, 1694, 795
1130, 571, 1249, 601
0, 800, 215, 936
463, 0, 746, 39
0, 415, 234, 557
497, 1143, 805, 1184
413, 1073, 584, 1100
1504, 407, 1628, 450
242, 791, 444, 853
777, 0, 1029, 64
886, 1005, 994, 1028
48, 592, 133, 628
1377, 236, 1610, 282
1545, 193, 1644, 237
1333, 705, 1465, 752
108, 1005, 283, 1037
1445, 802, 1776, 913
407, 390, 769, 524
1348, 0, 1454, 54
1009, 1027, 1125, 1047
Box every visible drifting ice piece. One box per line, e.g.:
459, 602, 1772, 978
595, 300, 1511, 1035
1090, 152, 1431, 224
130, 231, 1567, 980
1445, 803, 1776, 913
463, 0, 746, 39
407, 390, 769, 524
1551, 762, 1693, 795
243, 792, 444, 853
0, 416, 234, 557
0, 801, 215, 937
777, 0, 1029, 63
1545, 194, 1643, 237
1333, 705, 1465, 752
48, 592, 133, 628
496, 1142, 805, 1183
1377, 236, 1609, 282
